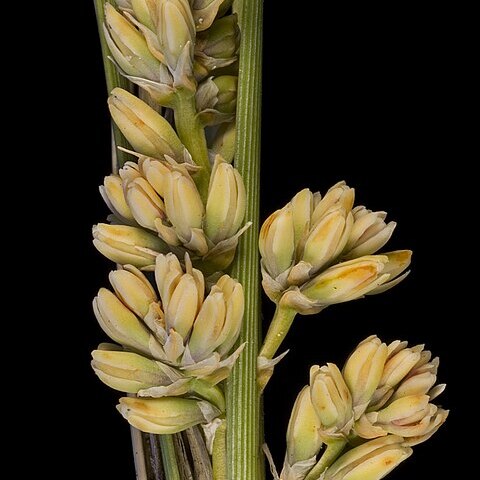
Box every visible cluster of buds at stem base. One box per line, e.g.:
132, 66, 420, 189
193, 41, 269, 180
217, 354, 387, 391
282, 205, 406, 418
279, 335, 448, 480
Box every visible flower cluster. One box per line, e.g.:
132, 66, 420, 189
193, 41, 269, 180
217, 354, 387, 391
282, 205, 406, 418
92, 253, 245, 432
281, 336, 448, 480
260, 182, 411, 314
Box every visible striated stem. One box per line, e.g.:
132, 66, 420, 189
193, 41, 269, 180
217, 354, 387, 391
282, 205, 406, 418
173, 90, 211, 201
259, 303, 297, 361
159, 436, 181, 480
225, 1, 264, 479
93, 0, 132, 167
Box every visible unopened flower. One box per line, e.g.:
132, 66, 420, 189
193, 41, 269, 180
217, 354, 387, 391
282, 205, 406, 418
91, 346, 187, 394
117, 396, 220, 434
310, 363, 354, 440
343, 336, 388, 419
104, 3, 161, 80
282, 386, 323, 480
108, 88, 190, 162
92, 223, 168, 268
321, 435, 412, 480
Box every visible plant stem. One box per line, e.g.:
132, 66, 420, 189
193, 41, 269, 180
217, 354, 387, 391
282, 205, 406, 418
130, 426, 149, 479
174, 90, 211, 201
159, 435, 181, 480
212, 420, 227, 480
258, 303, 297, 360
225, 1, 264, 479
93, 0, 132, 167
304, 441, 347, 480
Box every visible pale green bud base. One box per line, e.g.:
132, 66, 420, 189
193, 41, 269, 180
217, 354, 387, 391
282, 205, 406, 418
304, 440, 347, 480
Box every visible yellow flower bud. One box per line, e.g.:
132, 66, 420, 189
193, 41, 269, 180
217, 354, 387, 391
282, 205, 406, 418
92, 223, 167, 268
188, 274, 244, 361
117, 396, 220, 434
300, 256, 390, 307
100, 174, 135, 224
302, 207, 353, 273
322, 435, 412, 480
108, 88, 187, 161
104, 3, 161, 80
343, 336, 388, 419
259, 205, 295, 279
356, 395, 449, 446
368, 341, 425, 410
91, 348, 179, 393
310, 363, 353, 439
156, 170, 208, 255
344, 206, 397, 259
109, 265, 157, 318
285, 386, 323, 470
120, 162, 167, 231
204, 156, 246, 244
157, 0, 195, 70
93, 287, 164, 359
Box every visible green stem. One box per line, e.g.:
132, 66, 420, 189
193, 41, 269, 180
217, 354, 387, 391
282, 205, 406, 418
259, 303, 297, 360
212, 420, 227, 480
159, 435, 181, 480
304, 441, 347, 480
225, 1, 264, 479
93, 0, 132, 167
174, 90, 211, 201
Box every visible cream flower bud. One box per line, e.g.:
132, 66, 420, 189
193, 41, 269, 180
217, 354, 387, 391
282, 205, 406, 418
302, 207, 353, 273
196, 76, 237, 125
93, 288, 164, 359
343, 336, 388, 419
284, 387, 323, 472
91, 348, 180, 393
356, 395, 449, 446
300, 256, 391, 307
259, 205, 295, 280
322, 435, 412, 480
188, 274, 244, 361
117, 396, 220, 434
344, 206, 397, 259
109, 265, 157, 318
156, 170, 208, 255
204, 156, 246, 244
368, 341, 425, 410
104, 3, 161, 80
310, 363, 354, 439
157, 0, 195, 70
100, 174, 135, 224
92, 223, 167, 268
108, 88, 187, 161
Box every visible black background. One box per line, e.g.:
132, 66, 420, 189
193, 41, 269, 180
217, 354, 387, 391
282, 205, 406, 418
56, 2, 467, 478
